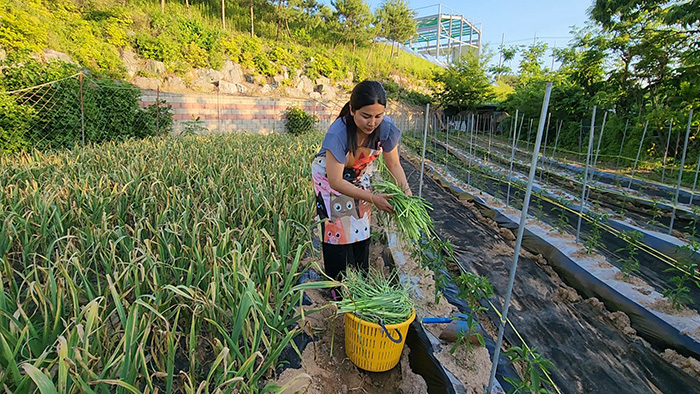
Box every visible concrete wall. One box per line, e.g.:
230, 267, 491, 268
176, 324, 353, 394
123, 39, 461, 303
140, 89, 427, 135
140, 90, 346, 135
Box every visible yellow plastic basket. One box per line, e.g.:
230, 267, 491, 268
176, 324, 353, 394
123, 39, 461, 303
344, 310, 416, 372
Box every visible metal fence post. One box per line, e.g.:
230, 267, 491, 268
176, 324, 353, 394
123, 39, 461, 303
79, 71, 85, 145
487, 82, 552, 394
576, 106, 597, 244
670, 110, 694, 234
418, 104, 430, 198
628, 121, 649, 190
506, 109, 519, 207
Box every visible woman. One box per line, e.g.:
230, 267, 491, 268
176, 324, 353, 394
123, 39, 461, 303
311, 80, 412, 279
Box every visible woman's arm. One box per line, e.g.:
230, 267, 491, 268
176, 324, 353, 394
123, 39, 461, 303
383, 146, 412, 196
325, 150, 394, 212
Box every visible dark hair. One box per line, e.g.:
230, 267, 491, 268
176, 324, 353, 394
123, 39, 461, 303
337, 80, 387, 157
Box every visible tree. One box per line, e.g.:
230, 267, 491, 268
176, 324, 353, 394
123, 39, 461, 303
332, 0, 372, 53
518, 42, 548, 85
433, 53, 495, 112
376, 0, 416, 57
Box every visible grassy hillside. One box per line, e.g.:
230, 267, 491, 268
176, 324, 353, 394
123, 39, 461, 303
0, 0, 438, 96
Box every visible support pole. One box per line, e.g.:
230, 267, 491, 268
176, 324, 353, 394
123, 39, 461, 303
591, 110, 608, 181
79, 71, 85, 145
486, 82, 552, 394
576, 106, 597, 244
628, 121, 649, 190
418, 104, 430, 198
551, 120, 562, 161
615, 120, 629, 171
661, 119, 673, 184
468, 113, 475, 186
669, 110, 694, 234
505, 109, 519, 206
539, 112, 551, 182
690, 153, 700, 207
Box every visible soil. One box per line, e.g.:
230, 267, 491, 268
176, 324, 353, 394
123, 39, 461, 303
646, 299, 700, 318
614, 271, 650, 287
661, 349, 700, 381
275, 232, 496, 393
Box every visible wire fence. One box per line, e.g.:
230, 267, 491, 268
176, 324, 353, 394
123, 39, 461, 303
0, 72, 171, 154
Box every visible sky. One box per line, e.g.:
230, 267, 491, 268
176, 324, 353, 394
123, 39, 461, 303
329, 0, 596, 69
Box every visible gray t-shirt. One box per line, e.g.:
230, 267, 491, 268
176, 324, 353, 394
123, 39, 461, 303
318, 116, 401, 163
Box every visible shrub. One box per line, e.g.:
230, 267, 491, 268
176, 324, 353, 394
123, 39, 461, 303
285, 107, 318, 135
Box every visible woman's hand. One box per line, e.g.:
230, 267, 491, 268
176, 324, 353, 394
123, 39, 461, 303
370, 193, 394, 213
404, 188, 413, 197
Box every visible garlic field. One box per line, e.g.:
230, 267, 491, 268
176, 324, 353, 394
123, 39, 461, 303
0, 134, 323, 393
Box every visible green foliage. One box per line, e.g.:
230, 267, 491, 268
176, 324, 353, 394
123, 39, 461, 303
616, 230, 643, 277
285, 107, 319, 135
180, 116, 208, 136
376, 0, 417, 48
434, 53, 495, 111
584, 212, 605, 254
663, 208, 700, 310
450, 272, 493, 353
0, 93, 33, 153
504, 346, 556, 394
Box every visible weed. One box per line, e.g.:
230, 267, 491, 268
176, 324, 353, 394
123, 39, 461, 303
503, 346, 556, 394
616, 230, 643, 278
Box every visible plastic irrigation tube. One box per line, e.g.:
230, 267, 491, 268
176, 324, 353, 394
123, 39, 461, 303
419, 165, 700, 361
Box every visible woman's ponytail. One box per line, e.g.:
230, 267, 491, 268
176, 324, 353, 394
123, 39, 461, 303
337, 102, 351, 120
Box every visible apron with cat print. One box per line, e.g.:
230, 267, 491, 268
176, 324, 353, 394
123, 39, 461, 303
311, 146, 381, 245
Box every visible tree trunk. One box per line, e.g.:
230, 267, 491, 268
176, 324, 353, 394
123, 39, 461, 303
160, 0, 164, 12
367, 36, 377, 60
276, 0, 283, 40
353, 38, 356, 55
250, 1, 255, 37
221, 0, 226, 29
185, 0, 189, 13
285, 18, 292, 38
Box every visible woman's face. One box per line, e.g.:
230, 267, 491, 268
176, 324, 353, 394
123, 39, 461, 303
351, 103, 385, 135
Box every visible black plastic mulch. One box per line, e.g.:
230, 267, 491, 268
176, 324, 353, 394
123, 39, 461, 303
402, 157, 700, 394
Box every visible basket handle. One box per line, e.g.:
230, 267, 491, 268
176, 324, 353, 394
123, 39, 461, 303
379, 320, 403, 344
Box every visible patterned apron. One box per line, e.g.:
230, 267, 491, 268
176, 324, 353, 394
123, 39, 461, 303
312, 146, 381, 245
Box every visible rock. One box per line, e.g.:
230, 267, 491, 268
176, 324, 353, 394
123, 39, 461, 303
296, 76, 314, 93
143, 59, 165, 75
131, 76, 161, 90
218, 80, 239, 94
321, 84, 336, 99
272, 74, 285, 87
162, 76, 186, 92
119, 49, 140, 78
260, 84, 274, 94
221, 60, 244, 84
499, 227, 516, 242
43, 49, 76, 65
309, 91, 322, 100
0, 47, 6, 64
195, 68, 223, 83
244, 74, 255, 84
439, 321, 483, 346
192, 80, 215, 92
284, 87, 303, 97
236, 83, 249, 94
315, 76, 331, 86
